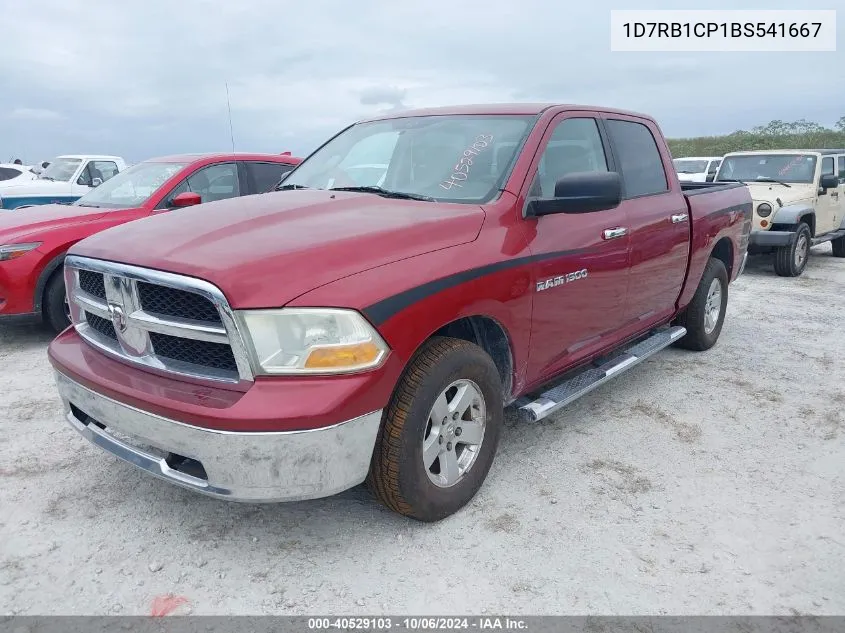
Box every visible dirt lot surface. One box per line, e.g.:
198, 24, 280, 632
1, 245, 843, 616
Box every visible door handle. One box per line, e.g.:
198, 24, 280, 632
671, 213, 689, 224
602, 227, 628, 240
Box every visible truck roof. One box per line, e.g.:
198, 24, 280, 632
147, 152, 300, 163
56, 154, 124, 161
723, 149, 845, 156
361, 103, 654, 122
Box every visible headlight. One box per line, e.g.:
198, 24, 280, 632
238, 308, 389, 375
0, 242, 42, 261
756, 203, 773, 218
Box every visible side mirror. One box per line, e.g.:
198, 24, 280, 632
526, 171, 622, 217
170, 191, 202, 208
820, 174, 839, 190
91, 177, 103, 187
706, 173, 716, 182
77, 176, 90, 186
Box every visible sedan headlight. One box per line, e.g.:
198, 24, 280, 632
756, 203, 773, 218
238, 308, 389, 375
0, 242, 42, 261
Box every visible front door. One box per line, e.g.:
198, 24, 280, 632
602, 115, 690, 327
817, 156, 841, 235
523, 113, 631, 383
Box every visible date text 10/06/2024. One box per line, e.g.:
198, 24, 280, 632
307, 617, 529, 630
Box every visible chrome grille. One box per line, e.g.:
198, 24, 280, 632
65, 255, 253, 385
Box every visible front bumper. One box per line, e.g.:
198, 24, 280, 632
749, 230, 796, 248
55, 370, 383, 502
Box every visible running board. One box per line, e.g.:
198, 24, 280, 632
812, 229, 845, 246
514, 326, 687, 422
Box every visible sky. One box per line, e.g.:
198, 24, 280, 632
2, 0, 842, 165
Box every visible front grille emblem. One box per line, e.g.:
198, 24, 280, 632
108, 303, 127, 334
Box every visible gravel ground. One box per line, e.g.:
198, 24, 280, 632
1, 245, 843, 616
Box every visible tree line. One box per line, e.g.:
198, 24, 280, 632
667, 117, 845, 157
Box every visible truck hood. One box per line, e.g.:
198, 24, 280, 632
0, 179, 75, 196
71, 190, 486, 308
0, 203, 110, 243
743, 182, 816, 206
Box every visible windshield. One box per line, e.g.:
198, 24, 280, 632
40, 158, 82, 182
281, 114, 536, 202
673, 159, 709, 173
716, 154, 817, 184
73, 161, 187, 208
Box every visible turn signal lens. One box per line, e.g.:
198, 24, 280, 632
304, 342, 383, 369
760, 220, 769, 228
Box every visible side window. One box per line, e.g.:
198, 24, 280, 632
186, 163, 240, 203
0, 167, 21, 181
247, 162, 295, 193
532, 117, 608, 198
821, 156, 835, 176
92, 161, 119, 182
838, 156, 845, 181
605, 119, 669, 198
707, 160, 720, 175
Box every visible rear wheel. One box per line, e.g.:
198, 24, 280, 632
367, 337, 503, 522
43, 271, 70, 333
832, 235, 845, 258
674, 257, 728, 351
774, 223, 811, 277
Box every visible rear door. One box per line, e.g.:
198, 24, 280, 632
524, 113, 631, 382
601, 115, 690, 328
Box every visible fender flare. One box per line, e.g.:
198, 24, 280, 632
771, 203, 815, 229
33, 253, 67, 314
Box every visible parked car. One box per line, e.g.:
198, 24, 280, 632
49, 104, 751, 521
715, 149, 845, 276
0, 163, 38, 187
673, 156, 722, 183
0, 152, 300, 332
0, 155, 127, 210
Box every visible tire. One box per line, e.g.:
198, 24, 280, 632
43, 271, 71, 333
367, 336, 504, 522
774, 223, 811, 277
832, 235, 845, 258
674, 257, 729, 352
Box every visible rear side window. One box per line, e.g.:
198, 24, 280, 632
247, 162, 295, 193
605, 119, 668, 198
0, 167, 22, 181
839, 156, 845, 180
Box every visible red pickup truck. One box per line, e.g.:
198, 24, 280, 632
0, 152, 300, 332
48, 104, 752, 522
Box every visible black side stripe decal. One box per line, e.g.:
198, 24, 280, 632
362, 247, 594, 326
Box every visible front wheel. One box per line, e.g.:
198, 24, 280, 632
43, 271, 71, 333
774, 223, 811, 277
674, 257, 729, 351
367, 337, 504, 522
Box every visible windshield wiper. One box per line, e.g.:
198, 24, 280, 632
329, 185, 434, 202
754, 177, 792, 188
75, 203, 100, 208
40, 176, 55, 181
717, 178, 748, 186
275, 183, 310, 191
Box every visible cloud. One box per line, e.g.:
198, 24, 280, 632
1, 0, 842, 163
8, 108, 64, 121
359, 86, 408, 110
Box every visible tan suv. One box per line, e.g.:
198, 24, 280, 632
716, 149, 845, 276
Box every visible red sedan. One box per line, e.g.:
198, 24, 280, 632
0, 152, 301, 332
